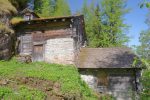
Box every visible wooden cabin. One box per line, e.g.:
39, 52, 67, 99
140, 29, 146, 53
15, 13, 86, 64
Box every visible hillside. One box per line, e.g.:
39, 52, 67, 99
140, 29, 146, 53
0, 59, 100, 100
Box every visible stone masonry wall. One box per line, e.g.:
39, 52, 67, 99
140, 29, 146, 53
45, 37, 75, 65
79, 69, 136, 100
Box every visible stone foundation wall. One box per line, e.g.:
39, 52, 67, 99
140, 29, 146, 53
79, 69, 138, 100
45, 37, 75, 65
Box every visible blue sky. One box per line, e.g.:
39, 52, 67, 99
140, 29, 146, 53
67, 0, 149, 46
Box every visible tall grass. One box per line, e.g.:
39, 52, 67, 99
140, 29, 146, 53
0, 0, 17, 15
0, 59, 98, 100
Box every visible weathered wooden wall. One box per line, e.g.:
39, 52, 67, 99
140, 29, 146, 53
18, 34, 32, 55
16, 16, 86, 64
79, 68, 138, 100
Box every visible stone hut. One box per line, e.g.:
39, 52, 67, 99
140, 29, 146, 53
14, 10, 86, 64
77, 48, 142, 100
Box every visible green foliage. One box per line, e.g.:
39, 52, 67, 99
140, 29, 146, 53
0, 86, 46, 100
53, 0, 71, 17
0, 87, 12, 98
0, 59, 98, 99
136, 30, 150, 63
140, 0, 150, 8
140, 69, 150, 100
10, 17, 24, 25
136, 7, 150, 99
136, 11, 150, 68
34, 0, 55, 17
0, 0, 17, 15
34, 0, 71, 17
0, 22, 14, 34
0, 0, 17, 34
82, 1, 107, 47
80, 0, 129, 47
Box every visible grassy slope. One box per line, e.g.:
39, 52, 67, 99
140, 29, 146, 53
0, 59, 98, 100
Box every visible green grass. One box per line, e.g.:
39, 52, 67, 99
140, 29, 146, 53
0, 59, 98, 100
0, 86, 46, 100
10, 17, 24, 25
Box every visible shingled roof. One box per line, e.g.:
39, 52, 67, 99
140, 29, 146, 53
77, 47, 142, 69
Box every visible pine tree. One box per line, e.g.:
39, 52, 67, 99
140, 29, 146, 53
136, 13, 150, 63
53, 0, 71, 17
81, 0, 109, 47
101, 0, 129, 46
0, 0, 17, 33
34, 0, 55, 17
80, 0, 129, 47
34, 0, 70, 17
89, 4, 112, 47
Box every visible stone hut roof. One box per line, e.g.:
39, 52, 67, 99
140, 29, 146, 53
77, 47, 142, 69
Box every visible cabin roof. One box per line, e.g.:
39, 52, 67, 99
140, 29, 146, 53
27, 15, 83, 21
13, 15, 83, 26
77, 47, 143, 69
20, 15, 83, 22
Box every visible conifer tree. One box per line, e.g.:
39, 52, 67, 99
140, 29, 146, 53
81, 0, 108, 47
81, 0, 129, 47
34, 0, 55, 17
101, 0, 129, 46
0, 0, 17, 33
34, 0, 70, 17
136, 13, 150, 63
53, 0, 71, 17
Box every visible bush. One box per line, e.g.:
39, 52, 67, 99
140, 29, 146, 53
140, 69, 150, 100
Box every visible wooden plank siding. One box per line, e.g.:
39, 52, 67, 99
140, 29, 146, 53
19, 34, 32, 55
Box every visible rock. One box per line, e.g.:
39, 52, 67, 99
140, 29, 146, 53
0, 79, 9, 85
16, 55, 32, 63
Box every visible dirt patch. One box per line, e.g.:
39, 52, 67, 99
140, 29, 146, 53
0, 77, 67, 100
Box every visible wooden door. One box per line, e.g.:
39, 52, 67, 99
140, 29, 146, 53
33, 45, 44, 61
